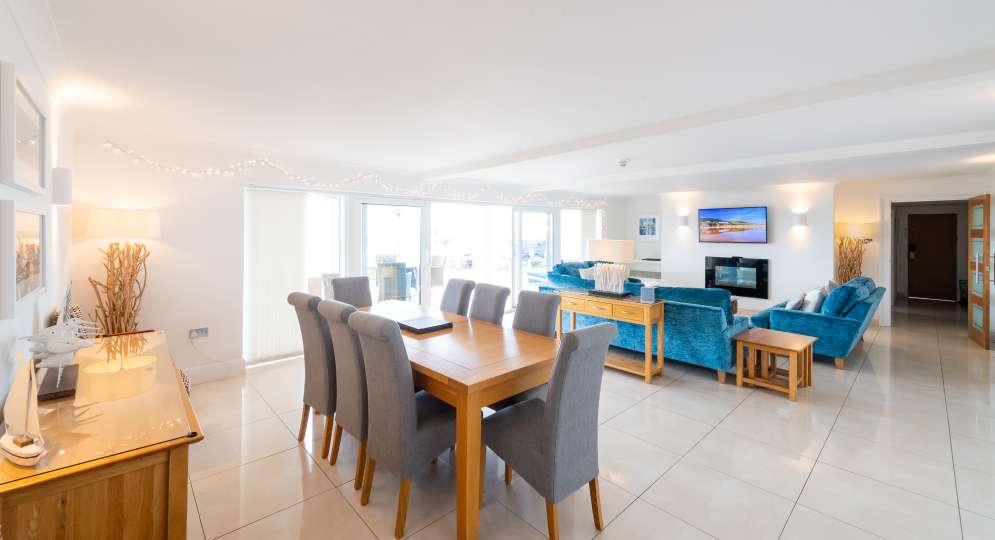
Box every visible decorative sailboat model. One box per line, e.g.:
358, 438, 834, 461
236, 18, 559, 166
1, 353, 45, 466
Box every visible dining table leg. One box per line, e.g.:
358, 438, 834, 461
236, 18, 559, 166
455, 392, 483, 540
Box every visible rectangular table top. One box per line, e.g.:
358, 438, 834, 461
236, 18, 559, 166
0, 332, 200, 489
364, 302, 558, 394
734, 327, 817, 351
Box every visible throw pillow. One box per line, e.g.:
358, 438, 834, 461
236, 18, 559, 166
784, 293, 806, 310
578, 266, 597, 280
801, 287, 826, 312
824, 279, 839, 295
820, 285, 856, 316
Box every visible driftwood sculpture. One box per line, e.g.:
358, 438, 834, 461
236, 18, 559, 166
835, 236, 866, 284
88, 241, 149, 335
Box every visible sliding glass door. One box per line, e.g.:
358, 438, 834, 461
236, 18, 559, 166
362, 202, 424, 304
514, 209, 554, 300
429, 203, 512, 307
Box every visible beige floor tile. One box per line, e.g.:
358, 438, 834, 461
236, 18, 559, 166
818, 430, 957, 505
684, 427, 815, 500
962, 509, 995, 540
598, 391, 640, 424
493, 476, 634, 540
595, 499, 711, 540
191, 378, 276, 434
597, 425, 681, 495
606, 402, 711, 455
189, 416, 300, 481
192, 447, 331, 538
188, 485, 206, 540
956, 466, 995, 520
409, 498, 546, 540
780, 505, 882, 540
953, 435, 995, 474
641, 461, 793, 540
217, 490, 375, 540
798, 463, 960, 540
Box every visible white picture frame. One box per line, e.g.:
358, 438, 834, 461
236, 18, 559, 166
0, 200, 47, 319
0, 61, 48, 195
637, 215, 658, 240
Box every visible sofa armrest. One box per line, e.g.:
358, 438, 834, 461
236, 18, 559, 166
750, 301, 787, 329
769, 308, 863, 357
724, 315, 751, 338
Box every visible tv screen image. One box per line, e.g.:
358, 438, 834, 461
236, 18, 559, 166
698, 207, 767, 243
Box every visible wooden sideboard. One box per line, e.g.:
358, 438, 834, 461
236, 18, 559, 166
555, 290, 664, 383
0, 332, 202, 539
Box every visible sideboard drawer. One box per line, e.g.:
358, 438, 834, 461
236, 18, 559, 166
613, 304, 645, 323
562, 297, 586, 312
585, 300, 613, 316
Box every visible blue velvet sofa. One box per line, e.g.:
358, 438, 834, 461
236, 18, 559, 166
750, 276, 884, 368
542, 263, 750, 380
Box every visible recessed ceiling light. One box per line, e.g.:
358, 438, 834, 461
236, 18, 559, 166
617, 158, 630, 168
966, 153, 995, 164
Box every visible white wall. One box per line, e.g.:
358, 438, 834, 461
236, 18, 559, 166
0, 0, 72, 397
654, 183, 836, 312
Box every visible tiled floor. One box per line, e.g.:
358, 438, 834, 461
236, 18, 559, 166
187, 301, 995, 539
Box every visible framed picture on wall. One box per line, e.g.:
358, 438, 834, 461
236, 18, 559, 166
0, 201, 46, 319
637, 215, 658, 240
1, 61, 48, 194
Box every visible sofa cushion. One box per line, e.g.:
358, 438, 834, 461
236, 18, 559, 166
801, 287, 826, 312
654, 287, 734, 325
820, 285, 855, 316
553, 261, 594, 278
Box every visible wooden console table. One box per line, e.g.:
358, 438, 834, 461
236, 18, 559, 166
0, 332, 202, 539
555, 290, 664, 383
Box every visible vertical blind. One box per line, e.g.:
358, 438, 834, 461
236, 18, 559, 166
243, 188, 340, 363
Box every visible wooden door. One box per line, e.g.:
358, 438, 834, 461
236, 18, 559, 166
908, 213, 958, 300
968, 194, 990, 349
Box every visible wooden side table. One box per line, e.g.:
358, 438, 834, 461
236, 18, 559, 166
555, 290, 664, 383
734, 328, 816, 401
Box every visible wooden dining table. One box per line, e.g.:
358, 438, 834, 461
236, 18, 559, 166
363, 301, 559, 540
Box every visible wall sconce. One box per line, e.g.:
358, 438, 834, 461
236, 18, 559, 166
793, 212, 807, 227
52, 167, 72, 206
679, 215, 689, 227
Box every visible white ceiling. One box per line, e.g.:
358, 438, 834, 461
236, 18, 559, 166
48, 0, 995, 194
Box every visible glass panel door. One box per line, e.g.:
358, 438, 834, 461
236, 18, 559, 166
363, 203, 423, 304
514, 210, 553, 298
429, 203, 512, 308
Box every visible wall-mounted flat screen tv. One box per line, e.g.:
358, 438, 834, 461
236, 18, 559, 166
698, 206, 768, 244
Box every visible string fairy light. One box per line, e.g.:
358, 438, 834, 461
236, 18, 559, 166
101, 140, 606, 209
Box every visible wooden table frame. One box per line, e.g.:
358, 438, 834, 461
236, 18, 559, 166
734, 328, 815, 401
364, 302, 559, 540
554, 290, 664, 383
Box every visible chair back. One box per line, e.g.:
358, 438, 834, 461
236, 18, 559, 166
287, 292, 336, 416
332, 276, 373, 307
512, 290, 561, 337
348, 311, 417, 467
440, 279, 476, 315
317, 300, 367, 440
468, 283, 510, 324
543, 323, 616, 501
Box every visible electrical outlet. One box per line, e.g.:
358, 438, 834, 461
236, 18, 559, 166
189, 327, 209, 339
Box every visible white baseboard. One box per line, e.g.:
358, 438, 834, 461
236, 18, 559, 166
181, 358, 246, 385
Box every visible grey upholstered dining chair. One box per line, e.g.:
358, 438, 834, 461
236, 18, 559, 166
316, 299, 370, 491
287, 292, 337, 459
468, 283, 511, 324
331, 276, 373, 307
439, 278, 475, 315
348, 311, 457, 539
490, 291, 562, 416
482, 323, 617, 540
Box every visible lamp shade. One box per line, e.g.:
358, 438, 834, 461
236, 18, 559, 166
86, 208, 161, 240
52, 167, 72, 206
586, 239, 634, 262
836, 222, 873, 240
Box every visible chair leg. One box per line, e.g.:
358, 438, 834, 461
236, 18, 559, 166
716, 371, 727, 384
545, 500, 559, 540
353, 441, 367, 491
479, 445, 486, 505
504, 463, 512, 486
834, 357, 845, 369
321, 416, 335, 459
297, 404, 311, 441
589, 477, 604, 530
328, 424, 343, 464
394, 479, 411, 539
360, 458, 376, 506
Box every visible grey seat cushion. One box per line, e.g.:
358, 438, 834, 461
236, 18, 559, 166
483, 398, 546, 486
410, 390, 458, 471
